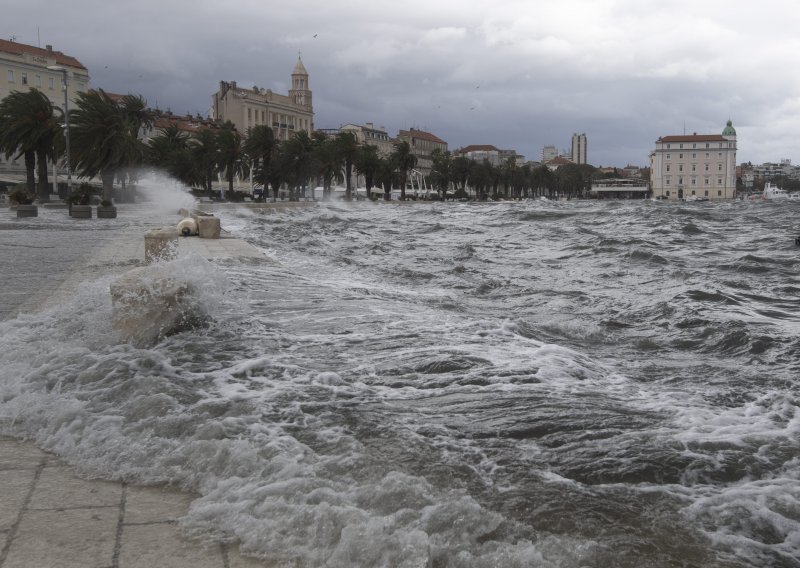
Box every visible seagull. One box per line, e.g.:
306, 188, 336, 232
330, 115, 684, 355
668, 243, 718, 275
313, 34, 318, 38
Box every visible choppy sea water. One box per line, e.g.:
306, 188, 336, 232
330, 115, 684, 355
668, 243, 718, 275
1, 199, 799, 567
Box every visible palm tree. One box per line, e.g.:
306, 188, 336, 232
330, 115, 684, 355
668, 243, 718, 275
430, 148, 452, 199
391, 141, 417, 200
216, 121, 245, 199
189, 128, 219, 198
0, 89, 62, 202
313, 132, 342, 200
243, 124, 276, 200
282, 131, 315, 200
335, 131, 358, 200
70, 90, 151, 201
354, 144, 381, 200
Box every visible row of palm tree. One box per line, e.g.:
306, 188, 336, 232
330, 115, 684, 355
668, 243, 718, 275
0, 85, 601, 203
429, 149, 599, 200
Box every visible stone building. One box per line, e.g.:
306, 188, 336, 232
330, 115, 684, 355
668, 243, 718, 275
0, 39, 89, 180
210, 57, 313, 140
339, 123, 395, 156
571, 133, 587, 165
650, 121, 737, 200
396, 128, 447, 177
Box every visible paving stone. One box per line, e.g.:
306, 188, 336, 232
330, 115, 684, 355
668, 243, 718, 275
118, 523, 223, 568
0, 438, 47, 470
227, 545, 273, 567
3, 506, 118, 568
124, 485, 196, 524
0, 469, 32, 531
28, 465, 121, 510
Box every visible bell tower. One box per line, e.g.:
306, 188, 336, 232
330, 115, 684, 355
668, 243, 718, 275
289, 55, 312, 110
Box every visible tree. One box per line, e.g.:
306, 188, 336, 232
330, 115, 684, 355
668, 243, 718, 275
216, 121, 245, 199
312, 132, 342, 200
391, 141, 417, 200
70, 90, 151, 200
0, 88, 62, 202
335, 131, 359, 200
429, 148, 452, 199
282, 131, 316, 200
354, 144, 381, 200
451, 156, 471, 197
243, 124, 276, 200
189, 128, 220, 198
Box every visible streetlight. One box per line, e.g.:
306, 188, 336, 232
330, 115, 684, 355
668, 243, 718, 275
47, 65, 72, 194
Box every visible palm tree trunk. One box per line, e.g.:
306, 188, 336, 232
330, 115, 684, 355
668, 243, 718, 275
24, 151, 36, 196
35, 148, 50, 203
102, 170, 115, 201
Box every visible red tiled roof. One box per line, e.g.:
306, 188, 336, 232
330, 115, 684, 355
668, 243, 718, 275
547, 156, 573, 165
459, 144, 499, 153
657, 134, 727, 143
398, 128, 446, 145
0, 39, 87, 71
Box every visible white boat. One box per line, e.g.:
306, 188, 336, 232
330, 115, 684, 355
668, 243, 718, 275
763, 182, 789, 199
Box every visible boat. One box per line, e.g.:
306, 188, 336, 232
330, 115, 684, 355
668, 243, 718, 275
762, 182, 789, 199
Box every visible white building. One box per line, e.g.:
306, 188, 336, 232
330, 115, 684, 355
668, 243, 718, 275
650, 121, 737, 200
571, 133, 587, 165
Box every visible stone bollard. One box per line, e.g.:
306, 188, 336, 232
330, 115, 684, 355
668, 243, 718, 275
144, 228, 179, 263
15, 205, 38, 218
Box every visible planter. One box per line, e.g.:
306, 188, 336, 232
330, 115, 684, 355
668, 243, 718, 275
15, 204, 38, 218
71, 204, 93, 219
97, 205, 117, 219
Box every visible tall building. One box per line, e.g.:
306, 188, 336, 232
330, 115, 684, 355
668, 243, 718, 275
541, 145, 558, 163
571, 133, 587, 165
0, 39, 90, 179
458, 145, 501, 166
211, 57, 313, 140
650, 121, 737, 200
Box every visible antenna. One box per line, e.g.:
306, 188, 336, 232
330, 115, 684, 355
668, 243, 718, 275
37, 27, 40, 47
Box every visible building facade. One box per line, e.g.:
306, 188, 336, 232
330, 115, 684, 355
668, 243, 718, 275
458, 145, 501, 166
0, 40, 89, 180
571, 133, 587, 165
211, 57, 313, 140
339, 122, 394, 156
396, 128, 447, 177
650, 121, 737, 200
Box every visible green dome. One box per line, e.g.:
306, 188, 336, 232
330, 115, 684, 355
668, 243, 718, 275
722, 120, 736, 136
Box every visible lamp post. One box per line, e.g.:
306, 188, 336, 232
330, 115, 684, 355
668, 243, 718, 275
47, 66, 72, 194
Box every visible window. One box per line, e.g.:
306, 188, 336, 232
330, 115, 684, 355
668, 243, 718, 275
679, 177, 683, 185
718, 190, 722, 196
704, 178, 709, 185
691, 190, 696, 195
7, 69, 13, 82
667, 144, 671, 149
718, 178, 722, 185
679, 153, 683, 159
705, 143, 709, 148
704, 164, 709, 171
21, 72, 27, 85
718, 164, 722, 171
666, 178, 671, 185
692, 164, 696, 172
705, 153, 709, 158
718, 152, 722, 158
679, 165, 683, 172
704, 190, 709, 196
48, 77, 54, 89
692, 143, 696, 149
35, 75, 41, 88
691, 178, 696, 185
680, 144, 684, 149
666, 164, 671, 172
692, 153, 696, 158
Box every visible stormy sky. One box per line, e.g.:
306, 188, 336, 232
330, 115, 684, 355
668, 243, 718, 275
5, 0, 799, 167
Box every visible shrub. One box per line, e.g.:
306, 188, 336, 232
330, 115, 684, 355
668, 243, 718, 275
8, 185, 34, 205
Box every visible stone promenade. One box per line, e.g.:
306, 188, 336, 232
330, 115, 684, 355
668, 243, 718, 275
1, 206, 274, 567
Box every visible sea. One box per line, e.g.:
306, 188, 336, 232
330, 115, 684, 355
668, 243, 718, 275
1, 192, 798, 567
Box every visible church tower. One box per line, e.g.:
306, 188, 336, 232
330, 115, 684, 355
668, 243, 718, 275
289, 56, 312, 110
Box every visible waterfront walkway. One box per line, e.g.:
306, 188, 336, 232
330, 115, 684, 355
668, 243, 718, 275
0, 206, 273, 567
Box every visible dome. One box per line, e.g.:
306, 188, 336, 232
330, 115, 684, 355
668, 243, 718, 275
722, 120, 736, 136
292, 57, 308, 76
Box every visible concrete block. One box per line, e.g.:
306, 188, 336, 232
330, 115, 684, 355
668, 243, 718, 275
15, 205, 38, 218
144, 228, 179, 263
0, 469, 33, 531
124, 485, 196, 524
110, 266, 204, 346
0, 439, 47, 470
196, 216, 221, 239
70, 205, 92, 219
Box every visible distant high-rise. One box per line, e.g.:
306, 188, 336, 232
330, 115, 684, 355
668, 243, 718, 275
571, 133, 587, 165
541, 145, 558, 163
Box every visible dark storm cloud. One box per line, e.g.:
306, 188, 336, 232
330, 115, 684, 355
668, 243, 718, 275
4, 0, 799, 166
